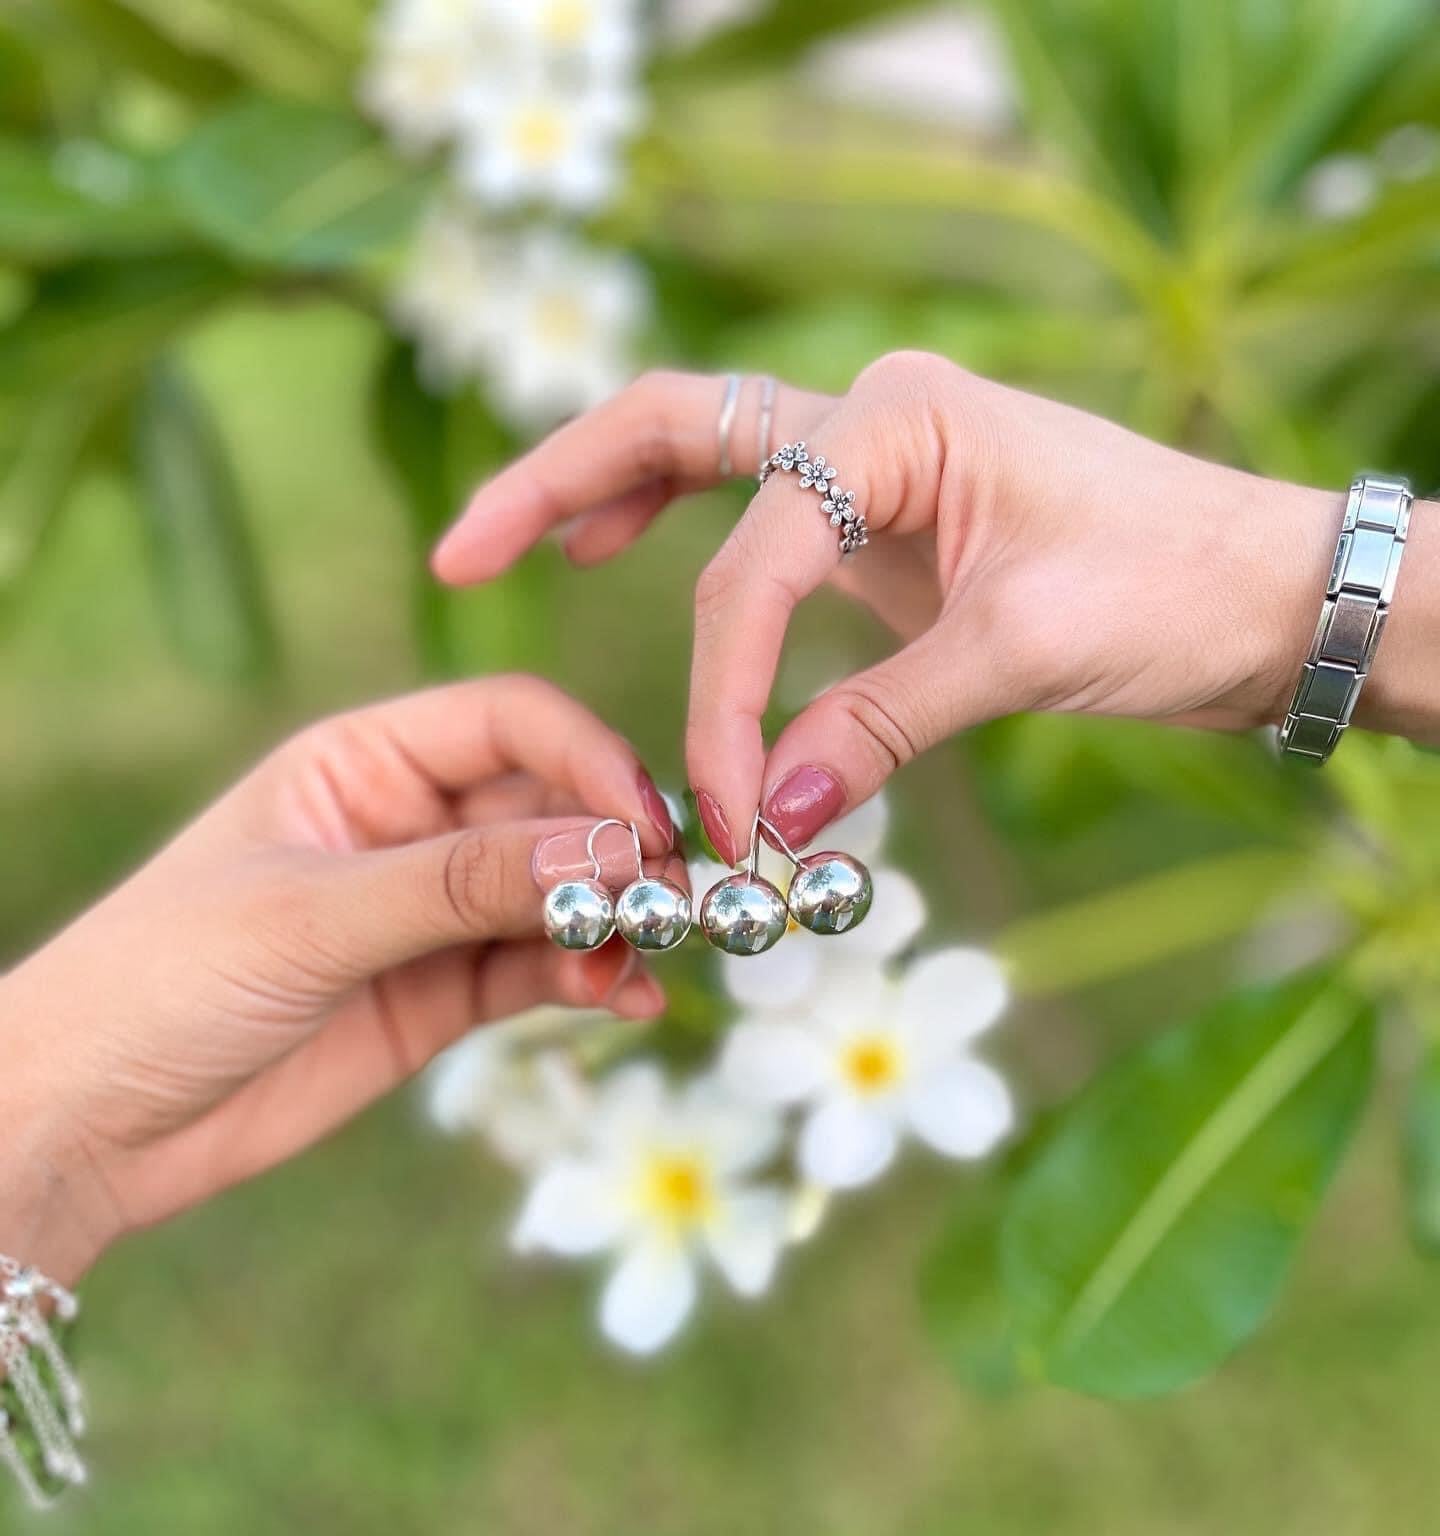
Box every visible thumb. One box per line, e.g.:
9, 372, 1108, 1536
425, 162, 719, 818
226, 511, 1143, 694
306, 816, 647, 976
758, 618, 999, 849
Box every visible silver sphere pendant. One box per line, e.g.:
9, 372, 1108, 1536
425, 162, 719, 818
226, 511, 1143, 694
543, 878, 616, 951
787, 853, 874, 936
615, 877, 693, 952
699, 873, 790, 956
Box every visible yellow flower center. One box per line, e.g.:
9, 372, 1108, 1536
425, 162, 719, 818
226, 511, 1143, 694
641, 1154, 713, 1230
533, 292, 590, 346
510, 106, 568, 165
542, 0, 593, 45
842, 1036, 902, 1095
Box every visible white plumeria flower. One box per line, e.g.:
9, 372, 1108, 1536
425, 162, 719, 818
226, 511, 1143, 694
361, 0, 509, 154
514, 1064, 789, 1355
690, 795, 928, 1015
391, 204, 507, 386
483, 230, 649, 429
426, 1011, 599, 1171
455, 69, 643, 213
492, 0, 645, 75
721, 949, 1014, 1190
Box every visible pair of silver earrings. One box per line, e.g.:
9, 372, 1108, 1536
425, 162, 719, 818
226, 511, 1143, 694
698, 815, 873, 956
543, 819, 693, 954
541, 814, 874, 959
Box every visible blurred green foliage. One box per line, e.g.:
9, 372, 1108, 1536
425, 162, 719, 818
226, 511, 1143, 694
3, 0, 1440, 1524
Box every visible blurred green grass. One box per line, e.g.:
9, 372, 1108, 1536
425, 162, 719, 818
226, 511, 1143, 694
6, 305, 1440, 1535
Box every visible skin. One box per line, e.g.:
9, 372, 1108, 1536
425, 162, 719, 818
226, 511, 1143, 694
0, 677, 681, 1286
434, 354, 1440, 862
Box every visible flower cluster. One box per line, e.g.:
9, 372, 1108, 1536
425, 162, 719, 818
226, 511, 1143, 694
362, 0, 652, 427
426, 794, 1015, 1355
363, 0, 646, 212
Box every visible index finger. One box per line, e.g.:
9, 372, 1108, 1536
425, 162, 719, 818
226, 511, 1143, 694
286, 676, 676, 856
431, 371, 834, 584
686, 440, 857, 865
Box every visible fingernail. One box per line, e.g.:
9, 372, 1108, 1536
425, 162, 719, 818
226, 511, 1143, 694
695, 790, 736, 866
637, 768, 674, 847
532, 824, 635, 890
764, 765, 847, 850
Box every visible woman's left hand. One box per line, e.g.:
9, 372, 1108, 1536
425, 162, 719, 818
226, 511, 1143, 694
1, 678, 679, 1283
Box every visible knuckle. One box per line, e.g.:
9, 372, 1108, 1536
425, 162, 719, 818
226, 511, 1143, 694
694, 550, 740, 617
442, 829, 500, 932
825, 678, 925, 775
857, 349, 956, 400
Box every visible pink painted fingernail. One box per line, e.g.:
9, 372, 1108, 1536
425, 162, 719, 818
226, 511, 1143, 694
764, 766, 846, 850
637, 768, 675, 847
695, 790, 736, 865
532, 824, 635, 890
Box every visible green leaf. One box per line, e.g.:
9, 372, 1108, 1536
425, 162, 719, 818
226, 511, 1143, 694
1206, 0, 1430, 221
920, 1187, 1024, 1398
134, 359, 277, 683
369, 344, 550, 679
0, 394, 97, 623
997, 845, 1311, 997
1404, 1040, 1440, 1258
0, 137, 178, 259
0, 254, 233, 399
655, 0, 921, 79
371, 343, 460, 675
166, 96, 430, 271
51, 0, 239, 100
1001, 967, 1376, 1397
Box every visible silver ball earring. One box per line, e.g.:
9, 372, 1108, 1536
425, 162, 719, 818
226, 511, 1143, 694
614, 821, 692, 952
542, 819, 623, 951
699, 814, 790, 956
761, 817, 874, 937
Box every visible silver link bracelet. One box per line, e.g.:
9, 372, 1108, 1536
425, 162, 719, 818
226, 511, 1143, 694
1278, 474, 1414, 763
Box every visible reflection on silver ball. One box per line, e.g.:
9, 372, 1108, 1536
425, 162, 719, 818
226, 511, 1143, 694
543, 878, 615, 951
699, 874, 789, 956
787, 853, 873, 936
615, 877, 693, 951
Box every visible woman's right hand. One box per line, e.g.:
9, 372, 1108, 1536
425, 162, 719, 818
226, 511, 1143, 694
433, 354, 1430, 864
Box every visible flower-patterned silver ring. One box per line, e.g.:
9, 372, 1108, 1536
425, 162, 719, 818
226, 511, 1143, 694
759, 440, 869, 558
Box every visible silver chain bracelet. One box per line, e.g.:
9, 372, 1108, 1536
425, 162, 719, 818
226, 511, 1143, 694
0, 1255, 86, 1508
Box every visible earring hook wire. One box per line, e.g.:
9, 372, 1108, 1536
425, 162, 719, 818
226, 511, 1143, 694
585, 818, 635, 881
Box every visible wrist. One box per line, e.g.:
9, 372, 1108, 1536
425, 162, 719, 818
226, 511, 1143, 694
0, 977, 120, 1288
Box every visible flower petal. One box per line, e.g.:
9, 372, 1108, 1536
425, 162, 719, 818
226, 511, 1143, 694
849, 868, 926, 960
899, 947, 1009, 1062
905, 1059, 1015, 1160
821, 794, 889, 861
425, 1030, 501, 1134
786, 1183, 831, 1245
599, 1240, 697, 1355
678, 1074, 785, 1175
720, 1022, 830, 1108
720, 937, 820, 1012
705, 1189, 789, 1297
591, 1060, 667, 1150
798, 1098, 899, 1189
512, 1160, 626, 1255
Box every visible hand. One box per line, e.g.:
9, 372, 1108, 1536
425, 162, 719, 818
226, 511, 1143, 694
433, 355, 1374, 863
1, 678, 681, 1282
